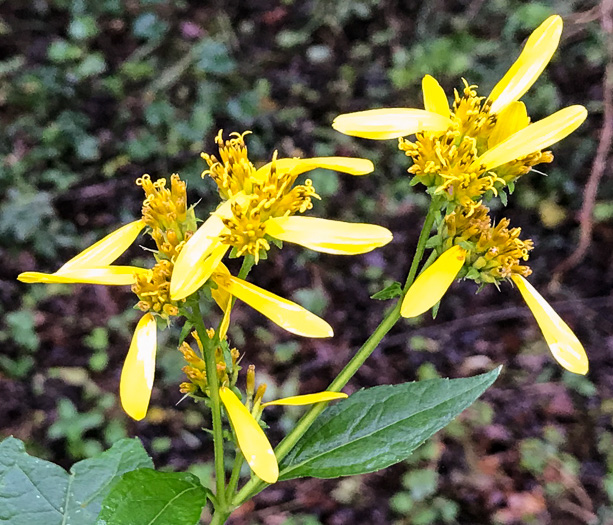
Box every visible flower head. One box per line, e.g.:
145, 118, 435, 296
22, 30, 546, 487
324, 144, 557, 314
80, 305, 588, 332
333, 15, 587, 212
170, 131, 393, 300
18, 173, 335, 420
401, 216, 588, 375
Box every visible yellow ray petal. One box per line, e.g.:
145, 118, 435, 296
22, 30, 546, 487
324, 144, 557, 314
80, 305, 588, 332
511, 275, 588, 375
59, 220, 145, 272
422, 75, 450, 117
219, 386, 278, 484
212, 266, 333, 338
262, 391, 348, 407
332, 108, 452, 140
265, 216, 393, 255
211, 285, 232, 339
488, 15, 563, 114
171, 242, 229, 302
18, 266, 146, 286
488, 101, 530, 147
478, 105, 587, 170
401, 245, 466, 318
256, 157, 374, 179
170, 201, 233, 300
120, 313, 157, 421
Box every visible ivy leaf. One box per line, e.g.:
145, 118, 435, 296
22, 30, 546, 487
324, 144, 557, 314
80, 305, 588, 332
0, 437, 152, 525
96, 469, 210, 525
370, 281, 403, 300
279, 368, 501, 480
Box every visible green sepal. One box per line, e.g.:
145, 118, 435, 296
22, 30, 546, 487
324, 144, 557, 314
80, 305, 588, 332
464, 267, 481, 281
179, 321, 194, 345
425, 235, 442, 249
370, 282, 403, 300
431, 300, 440, 319
270, 237, 284, 250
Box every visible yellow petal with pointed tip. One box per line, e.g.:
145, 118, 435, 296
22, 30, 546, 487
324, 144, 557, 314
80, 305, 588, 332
511, 275, 588, 375
59, 220, 145, 272
332, 108, 452, 140
170, 201, 233, 300
219, 386, 278, 484
488, 101, 530, 147
18, 266, 146, 286
120, 313, 157, 421
488, 15, 563, 114
422, 75, 450, 117
478, 105, 587, 170
262, 391, 348, 407
212, 285, 232, 339
401, 246, 466, 318
256, 157, 374, 179
265, 216, 393, 255
212, 266, 333, 338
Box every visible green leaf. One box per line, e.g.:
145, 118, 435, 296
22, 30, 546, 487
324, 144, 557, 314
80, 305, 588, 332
279, 367, 501, 480
96, 469, 209, 525
0, 437, 152, 525
370, 281, 403, 300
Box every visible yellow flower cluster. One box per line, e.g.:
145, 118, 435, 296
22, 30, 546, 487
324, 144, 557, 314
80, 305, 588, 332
442, 204, 534, 284
333, 15, 588, 375
170, 132, 392, 300
16, 13, 591, 489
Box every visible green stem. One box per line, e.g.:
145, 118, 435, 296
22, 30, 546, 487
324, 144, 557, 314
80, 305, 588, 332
192, 306, 227, 510
232, 200, 440, 506
225, 449, 245, 501
210, 510, 231, 525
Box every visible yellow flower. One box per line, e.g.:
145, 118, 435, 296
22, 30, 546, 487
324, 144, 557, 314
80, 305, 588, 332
170, 132, 394, 301
18, 228, 334, 417
332, 15, 587, 211
219, 386, 347, 483
401, 246, 588, 375
18, 175, 337, 420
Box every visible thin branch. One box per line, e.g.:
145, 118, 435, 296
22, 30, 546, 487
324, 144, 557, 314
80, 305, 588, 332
554, 0, 613, 277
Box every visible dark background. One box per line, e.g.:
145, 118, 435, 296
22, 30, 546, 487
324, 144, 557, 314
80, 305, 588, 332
1, 1, 612, 523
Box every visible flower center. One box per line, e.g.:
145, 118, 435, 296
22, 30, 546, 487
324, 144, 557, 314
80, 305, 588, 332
202, 132, 320, 261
